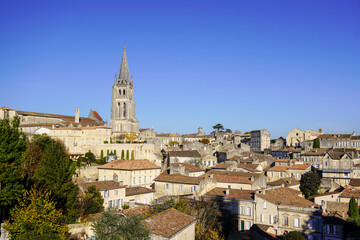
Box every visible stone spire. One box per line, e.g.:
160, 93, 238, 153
118, 44, 130, 83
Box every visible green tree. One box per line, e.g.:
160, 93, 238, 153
4, 188, 69, 240
131, 150, 134, 160
201, 139, 210, 144
154, 198, 223, 240
126, 150, 130, 160
212, 123, 224, 132
107, 149, 110, 155
34, 137, 79, 223
93, 209, 150, 240
121, 150, 125, 160
169, 141, 179, 147
85, 150, 95, 160
348, 197, 360, 220
21, 141, 43, 188
300, 172, 321, 198
0, 116, 27, 222
79, 185, 104, 219
313, 138, 320, 148
114, 150, 117, 156
100, 150, 104, 159
282, 231, 306, 240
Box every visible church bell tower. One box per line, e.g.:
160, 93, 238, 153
110, 44, 139, 139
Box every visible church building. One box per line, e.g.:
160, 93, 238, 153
110, 45, 139, 140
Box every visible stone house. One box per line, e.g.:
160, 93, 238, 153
170, 163, 205, 177
286, 164, 312, 180
78, 180, 126, 209
143, 208, 196, 240
255, 187, 322, 239
138, 128, 156, 141
204, 188, 256, 231
125, 186, 155, 205
201, 154, 217, 168
301, 148, 328, 169
153, 172, 217, 198
322, 151, 356, 186
167, 150, 202, 165
265, 166, 289, 182
317, 133, 360, 150
270, 148, 302, 160
98, 160, 161, 188
207, 171, 267, 190
338, 186, 360, 203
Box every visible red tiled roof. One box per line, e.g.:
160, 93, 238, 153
267, 177, 300, 187
287, 164, 311, 170
204, 188, 255, 200
143, 208, 196, 238
125, 187, 155, 196
79, 180, 125, 192
257, 187, 313, 208
154, 173, 202, 185
267, 166, 289, 172
98, 160, 161, 170
339, 186, 360, 198
92, 110, 103, 121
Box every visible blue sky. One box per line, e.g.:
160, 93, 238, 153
1, 0, 359, 138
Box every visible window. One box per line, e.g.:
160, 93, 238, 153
104, 190, 108, 198
279, 172, 284, 178
308, 220, 313, 229
191, 186, 197, 192
284, 216, 289, 226
116, 199, 120, 208
247, 221, 251, 230
164, 183, 169, 189
269, 215, 273, 224
144, 176, 146, 183
104, 176, 106, 181
139, 177, 141, 184
269, 171, 274, 177
260, 214, 264, 223
329, 224, 335, 234
294, 217, 300, 227
296, 173, 299, 179
240, 206, 245, 215
247, 207, 251, 216
334, 162, 337, 167
263, 201, 267, 209
133, 177, 136, 184
114, 190, 118, 195
179, 184, 184, 191
108, 200, 112, 208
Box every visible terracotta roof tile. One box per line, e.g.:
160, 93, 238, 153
207, 171, 261, 184
98, 160, 161, 170
204, 188, 255, 200
143, 208, 196, 238
154, 173, 202, 185
125, 187, 155, 196
257, 187, 313, 208
79, 180, 125, 192
267, 177, 300, 187
349, 178, 360, 187
287, 164, 311, 170
168, 150, 201, 158
171, 163, 203, 172
339, 186, 360, 198
267, 166, 289, 172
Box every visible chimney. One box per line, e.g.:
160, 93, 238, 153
226, 185, 231, 195
75, 107, 80, 124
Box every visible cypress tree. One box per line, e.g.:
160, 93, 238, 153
100, 150, 104, 159
121, 150, 125, 160
313, 138, 320, 148
349, 197, 359, 220
126, 150, 129, 160
114, 150, 117, 156
131, 150, 134, 160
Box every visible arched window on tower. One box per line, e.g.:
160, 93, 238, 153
123, 89, 126, 95
118, 102, 121, 118
119, 90, 121, 95
123, 102, 126, 118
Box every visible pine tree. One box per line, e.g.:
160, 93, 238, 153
34, 137, 79, 223
126, 150, 130, 160
313, 138, 320, 148
0, 116, 27, 222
